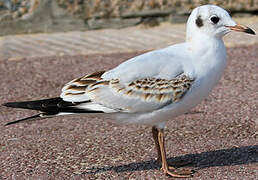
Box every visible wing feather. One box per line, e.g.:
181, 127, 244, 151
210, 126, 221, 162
60, 71, 105, 102
61, 72, 194, 113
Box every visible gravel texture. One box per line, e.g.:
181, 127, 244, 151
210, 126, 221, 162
0, 45, 257, 179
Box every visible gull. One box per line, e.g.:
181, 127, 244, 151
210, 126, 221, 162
3, 5, 255, 178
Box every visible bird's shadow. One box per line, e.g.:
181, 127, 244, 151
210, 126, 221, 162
84, 145, 257, 174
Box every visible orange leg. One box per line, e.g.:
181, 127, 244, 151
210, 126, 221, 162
152, 126, 162, 162
152, 126, 194, 178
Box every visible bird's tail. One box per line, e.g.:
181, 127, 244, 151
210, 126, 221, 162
3, 97, 73, 111
4, 113, 51, 126
3, 97, 103, 126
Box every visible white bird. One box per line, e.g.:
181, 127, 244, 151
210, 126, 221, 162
4, 5, 255, 178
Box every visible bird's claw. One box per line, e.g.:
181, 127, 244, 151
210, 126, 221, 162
161, 166, 195, 178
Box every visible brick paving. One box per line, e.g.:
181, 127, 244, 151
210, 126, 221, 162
0, 17, 257, 60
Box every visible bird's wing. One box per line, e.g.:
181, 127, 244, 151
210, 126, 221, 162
101, 46, 185, 83
60, 46, 195, 113
60, 72, 194, 113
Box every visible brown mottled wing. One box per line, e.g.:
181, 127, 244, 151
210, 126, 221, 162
60, 71, 105, 102
61, 73, 194, 113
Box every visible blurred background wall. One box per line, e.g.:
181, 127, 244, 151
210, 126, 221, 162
0, 0, 257, 35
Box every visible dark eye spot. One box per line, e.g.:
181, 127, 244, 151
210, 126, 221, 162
210, 16, 220, 24
195, 16, 203, 27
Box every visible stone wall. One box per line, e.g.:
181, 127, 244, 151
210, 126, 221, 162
0, 0, 257, 35
57, 0, 258, 19
57, 0, 258, 28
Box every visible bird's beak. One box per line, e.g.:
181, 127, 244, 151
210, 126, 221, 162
226, 24, 256, 35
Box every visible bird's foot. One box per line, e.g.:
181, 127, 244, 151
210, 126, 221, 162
162, 166, 195, 178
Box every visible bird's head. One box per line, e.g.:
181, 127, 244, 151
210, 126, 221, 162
186, 5, 255, 41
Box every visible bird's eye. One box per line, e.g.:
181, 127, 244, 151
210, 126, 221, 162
210, 16, 220, 24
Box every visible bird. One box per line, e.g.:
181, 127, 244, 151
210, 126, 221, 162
3, 5, 255, 178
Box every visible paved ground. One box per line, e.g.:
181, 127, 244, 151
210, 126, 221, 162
0, 16, 258, 60
0, 44, 257, 179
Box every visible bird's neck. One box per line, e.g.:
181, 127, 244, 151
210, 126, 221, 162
186, 32, 225, 54
186, 32, 227, 77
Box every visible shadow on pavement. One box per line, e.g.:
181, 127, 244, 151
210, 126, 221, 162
85, 145, 258, 174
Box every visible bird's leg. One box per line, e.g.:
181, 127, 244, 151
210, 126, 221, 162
152, 126, 162, 163
152, 127, 191, 167
152, 127, 194, 178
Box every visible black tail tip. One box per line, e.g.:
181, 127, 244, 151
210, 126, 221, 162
4, 121, 13, 126
4, 121, 23, 126
2, 102, 8, 107
3, 102, 13, 107
4, 119, 20, 126
2, 102, 20, 108
4, 114, 42, 126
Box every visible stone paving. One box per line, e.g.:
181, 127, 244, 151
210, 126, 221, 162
0, 17, 257, 61
0, 46, 257, 179
0, 16, 257, 179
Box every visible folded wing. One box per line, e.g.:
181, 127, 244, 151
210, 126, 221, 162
61, 72, 194, 113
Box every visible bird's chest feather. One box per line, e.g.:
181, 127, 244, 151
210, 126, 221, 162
189, 44, 227, 103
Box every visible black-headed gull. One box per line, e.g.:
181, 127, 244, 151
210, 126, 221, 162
4, 5, 255, 178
